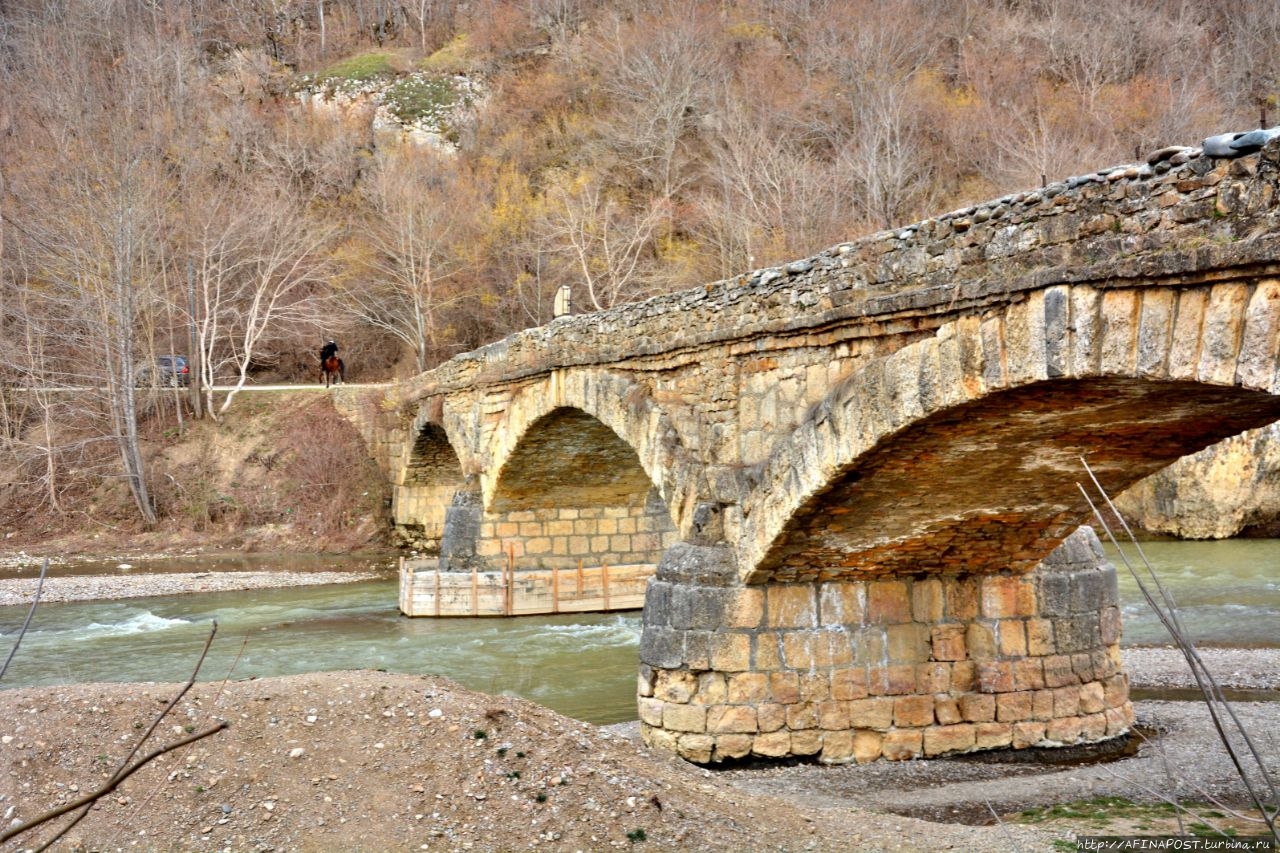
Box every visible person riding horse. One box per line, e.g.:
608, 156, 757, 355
320, 340, 339, 366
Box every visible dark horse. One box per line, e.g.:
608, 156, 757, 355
321, 355, 345, 387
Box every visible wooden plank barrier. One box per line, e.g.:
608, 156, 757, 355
399, 559, 654, 617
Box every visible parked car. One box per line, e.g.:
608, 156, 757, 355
137, 355, 190, 387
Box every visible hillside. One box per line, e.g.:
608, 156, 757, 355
4, 0, 1280, 538
0, 391, 391, 559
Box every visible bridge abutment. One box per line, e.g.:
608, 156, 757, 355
638, 527, 1132, 764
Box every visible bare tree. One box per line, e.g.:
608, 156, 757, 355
338, 149, 479, 373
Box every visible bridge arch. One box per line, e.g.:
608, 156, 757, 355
391, 403, 470, 549
740, 281, 1280, 584
481, 369, 698, 534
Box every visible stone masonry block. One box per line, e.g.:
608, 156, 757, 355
998, 620, 1028, 657
935, 696, 963, 725
1043, 655, 1080, 688
819, 730, 855, 764
1168, 289, 1208, 380
819, 582, 865, 625
753, 632, 783, 671
1071, 652, 1096, 682
911, 578, 945, 622
1080, 712, 1108, 741
684, 631, 711, 671
967, 623, 997, 660
654, 669, 696, 703
676, 734, 713, 764
818, 700, 851, 730
1043, 286, 1070, 378
726, 588, 765, 628
782, 632, 815, 670
1026, 618, 1055, 656
713, 734, 754, 761
769, 671, 801, 704
1069, 569, 1111, 612
916, 662, 951, 693
881, 729, 924, 761
639, 626, 683, 670
951, 660, 977, 692
981, 575, 1037, 618
1079, 681, 1106, 714
975, 722, 1014, 750
1013, 658, 1046, 691
693, 672, 727, 706
977, 660, 1015, 693
768, 584, 817, 628
790, 729, 824, 756
894, 695, 935, 728
709, 632, 751, 672
886, 623, 931, 663
663, 702, 706, 733
751, 731, 791, 758
638, 697, 664, 727
1136, 289, 1172, 376
1054, 685, 1081, 718
854, 730, 884, 764
799, 672, 831, 702
868, 665, 917, 696
1100, 606, 1122, 645
1099, 290, 1140, 375
1198, 283, 1251, 386
959, 693, 996, 723
997, 691, 1032, 723
1032, 689, 1055, 721
831, 668, 869, 701
849, 697, 895, 730
786, 702, 818, 730
1012, 721, 1047, 749
707, 705, 758, 734
923, 724, 976, 757
867, 580, 912, 623
727, 672, 769, 704
1104, 674, 1129, 708
1045, 716, 1084, 745
757, 703, 786, 733
1237, 279, 1280, 390
1004, 294, 1048, 385
944, 575, 980, 620
931, 624, 967, 661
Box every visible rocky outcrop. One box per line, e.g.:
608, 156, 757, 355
1115, 423, 1280, 539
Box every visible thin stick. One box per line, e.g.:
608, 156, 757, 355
1078, 460, 1277, 841
27, 622, 221, 850
3, 723, 229, 846
0, 558, 49, 682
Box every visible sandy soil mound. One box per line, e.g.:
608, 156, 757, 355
0, 671, 1066, 852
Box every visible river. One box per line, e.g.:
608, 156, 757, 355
0, 539, 1276, 724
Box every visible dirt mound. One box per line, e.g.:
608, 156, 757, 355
0, 671, 1058, 853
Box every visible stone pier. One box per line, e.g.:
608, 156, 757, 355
637, 527, 1133, 764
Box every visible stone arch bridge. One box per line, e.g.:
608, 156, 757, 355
336, 141, 1280, 765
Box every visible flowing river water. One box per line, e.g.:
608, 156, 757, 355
0, 539, 1276, 724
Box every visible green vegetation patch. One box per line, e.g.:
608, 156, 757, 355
1014, 796, 1167, 825
385, 74, 462, 124
315, 51, 400, 91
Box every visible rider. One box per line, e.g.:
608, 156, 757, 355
319, 339, 339, 367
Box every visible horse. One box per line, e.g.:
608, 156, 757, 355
321, 354, 345, 387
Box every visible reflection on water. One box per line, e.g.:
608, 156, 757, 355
1, 539, 1276, 724
1105, 538, 1280, 648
